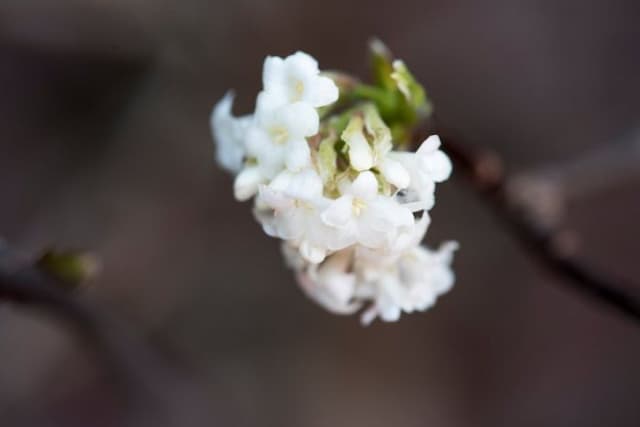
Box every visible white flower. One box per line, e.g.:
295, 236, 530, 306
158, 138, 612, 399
389, 135, 452, 211
247, 100, 319, 173
296, 248, 361, 315
232, 101, 320, 202
415, 135, 452, 183
262, 51, 339, 108
233, 165, 267, 201
358, 241, 458, 325
342, 110, 410, 189
355, 212, 430, 266
211, 49, 457, 325
321, 171, 414, 249
256, 169, 349, 263
211, 92, 252, 173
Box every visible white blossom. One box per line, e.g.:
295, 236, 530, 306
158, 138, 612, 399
247, 100, 319, 173
233, 101, 320, 201
296, 248, 361, 315
358, 242, 458, 325
415, 135, 452, 183
389, 135, 452, 211
342, 110, 410, 189
211, 92, 252, 173
211, 49, 457, 325
256, 169, 349, 263
321, 171, 414, 249
262, 51, 339, 108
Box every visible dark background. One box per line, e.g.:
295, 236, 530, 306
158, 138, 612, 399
1, 0, 640, 426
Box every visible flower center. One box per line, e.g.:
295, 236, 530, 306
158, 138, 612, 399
269, 125, 289, 145
352, 198, 367, 216
291, 79, 304, 102
294, 199, 314, 211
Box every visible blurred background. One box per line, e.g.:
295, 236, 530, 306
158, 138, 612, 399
1, 0, 640, 426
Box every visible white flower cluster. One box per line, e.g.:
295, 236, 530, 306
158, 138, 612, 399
211, 51, 457, 324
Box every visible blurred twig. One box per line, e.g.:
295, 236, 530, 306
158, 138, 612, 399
0, 241, 212, 426
525, 130, 640, 200
434, 130, 640, 324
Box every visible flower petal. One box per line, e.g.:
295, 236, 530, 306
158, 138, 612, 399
285, 139, 312, 172
262, 56, 285, 93
270, 168, 323, 200
416, 134, 441, 155
321, 195, 353, 228
342, 116, 374, 171
279, 102, 319, 138
379, 157, 410, 189
286, 51, 319, 77
350, 171, 379, 201
300, 241, 327, 264
211, 92, 251, 173
309, 75, 339, 107
423, 151, 452, 182
233, 166, 264, 201
255, 90, 287, 115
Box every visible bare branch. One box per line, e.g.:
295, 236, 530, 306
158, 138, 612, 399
437, 132, 640, 324
519, 129, 640, 201
0, 241, 212, 426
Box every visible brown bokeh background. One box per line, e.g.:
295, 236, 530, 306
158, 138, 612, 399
1, 0, 640, 426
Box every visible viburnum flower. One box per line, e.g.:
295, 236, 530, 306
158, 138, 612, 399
256, 169, 350, 263
356, 242, 458, 325
321, 171, 414, 249
247, 100, 318, 173
210, 92, 251, 174
341, 106, 410, 189
294, 247, 361, 315
210, 43, 457, 324
389, 135, 452, 212
261, 51, 339, 108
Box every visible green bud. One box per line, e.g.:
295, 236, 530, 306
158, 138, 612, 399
362, 103, 392, 154
317, 132, 338, 186
37, 250, 101, 290
369, 38, 395, 91
390, 60, 432, 118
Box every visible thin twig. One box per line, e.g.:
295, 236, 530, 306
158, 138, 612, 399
519, 129, 640, 201
436, 132, 640, 324
0, 241, 213, 426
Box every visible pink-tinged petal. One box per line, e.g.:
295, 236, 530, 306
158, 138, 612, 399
360, 305, 378, 326
321, 270, 356, 305
299, 241, 326, 264
296, 272, 361, 315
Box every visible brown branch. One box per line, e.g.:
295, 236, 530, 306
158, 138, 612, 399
436, 132, 640, 324
516, 129, 640, 201
0, 241, 212, 426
